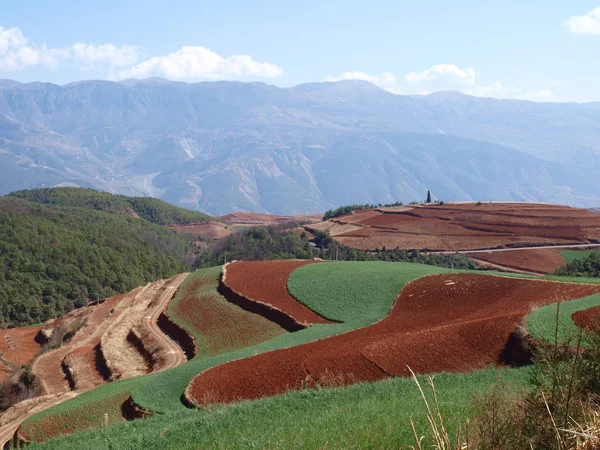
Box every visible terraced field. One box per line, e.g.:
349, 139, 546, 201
14, 260, 600, 448
187, 267, 600, 406
0, 275, 188, 446
310, 202, 600, 251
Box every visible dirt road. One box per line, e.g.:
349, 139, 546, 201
0, 392, 78, 448
435, 243, 600, 255
143, 273, 189, 372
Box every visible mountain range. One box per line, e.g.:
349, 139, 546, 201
1, 78, 600, 215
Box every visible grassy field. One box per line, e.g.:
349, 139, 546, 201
22, 261, 600, 446
559, 249, 600, 264
526, 293, 600, 346
22, 262, 453, 442
30, 367, 530, 450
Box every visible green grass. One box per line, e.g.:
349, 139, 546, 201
526, 293, 600, 346
287, 261, 453, 323
23, 262, 453, 441
23, 261, 600, 446
30, 366, 531, 450
559, 249, 600, 265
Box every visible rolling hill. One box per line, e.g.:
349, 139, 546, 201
0, 190, 200, 325
1, 79, 600, 214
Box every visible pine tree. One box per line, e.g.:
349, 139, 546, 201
426, 190, 431, 203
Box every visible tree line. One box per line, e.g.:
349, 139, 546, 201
194, 226, 476, 270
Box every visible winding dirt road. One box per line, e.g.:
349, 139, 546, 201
144, 273, 189, 372
0, 273, 189, 448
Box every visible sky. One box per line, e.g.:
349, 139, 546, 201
1, 0, 599, 102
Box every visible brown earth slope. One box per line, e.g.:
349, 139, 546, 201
187, 274, 600, 406
466, 249, 566, 274
309, 203, 600, 251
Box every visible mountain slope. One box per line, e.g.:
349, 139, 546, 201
1, 79, 599, 214
0, 197, 193, 325
8, 187, 212, 225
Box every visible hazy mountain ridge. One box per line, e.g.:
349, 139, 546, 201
1, 78, 599, 214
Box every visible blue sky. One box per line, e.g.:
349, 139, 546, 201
1, 0, 599, 102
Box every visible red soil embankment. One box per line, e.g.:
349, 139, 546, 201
0, 327, 42, 369
222, 261, 333, 327
573, 306, 600, 332
170, 274, 285, 357
466, 249, 566, 274
187, 274, 600, 406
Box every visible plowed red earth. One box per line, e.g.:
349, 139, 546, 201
224, 260, 333, 325
466, 249, 566, 274
573, 306, 600, 332
172, 273, 285, 356
315, 203, 600, 251
188, 274, 600, 406
0, 326, 42, 369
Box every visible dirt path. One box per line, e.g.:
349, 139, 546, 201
0, 392, 78, 448
437, 243, 600, 255
469, 258, 541, 276
143, 273, 189, 372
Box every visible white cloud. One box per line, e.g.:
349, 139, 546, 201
0, 26, 69, 71
565, 7, 600, 35
71, 43, 142, 67
325, 71, 397, 87
113, 46, 283, 81
465, 82, 558, 102
404, 64, 477, 86
324, 64, 558, 102
0, 25, 142, 72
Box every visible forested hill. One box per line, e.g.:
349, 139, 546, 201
8, 187, 213, 226
0, 197, 194, 325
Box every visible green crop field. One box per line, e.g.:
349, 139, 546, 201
559, 249, 600, 265
30, 367, 530, 450
526, 293, 600, 346
22, 261, 600, 447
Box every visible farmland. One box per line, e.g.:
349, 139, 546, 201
187, 267, 600, 406
2, 275, 188, 444
167, 267, 286, 356
309, 202, 600, 252
526, 294, 600, 345
7, 257, 600, 448
560, 249, 600, 264
466, 248, 566, 274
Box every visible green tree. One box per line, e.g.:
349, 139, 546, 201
426, 190, 432, 203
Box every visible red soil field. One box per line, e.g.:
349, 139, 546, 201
171, 273, 285, 357
168, 222, 233, 239
187, 274, 600, 406
223, 261, 333, 326
314, 203, 600, 251
466, 249, 566, 274
572, 306, 600, 332
0, 326, 42, 368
